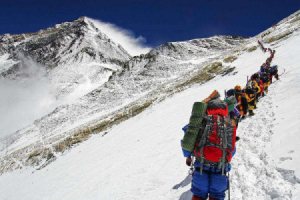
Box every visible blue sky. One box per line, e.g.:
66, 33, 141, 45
1, 0, 299, 47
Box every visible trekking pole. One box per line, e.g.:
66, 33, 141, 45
279, 69, 286, 76
228, 172, 231, 200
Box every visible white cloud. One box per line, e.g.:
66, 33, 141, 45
0, 56, 58, 139
88, 17, 152, 56
0, 19, 153, 139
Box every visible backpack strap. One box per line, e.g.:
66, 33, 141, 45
197, 115, 214, 175
217, 115, 222, 137
218, 116, 228, 175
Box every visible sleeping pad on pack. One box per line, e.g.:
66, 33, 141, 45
181, 102, 207, 152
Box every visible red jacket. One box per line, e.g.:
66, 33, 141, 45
259, 80, 264, 94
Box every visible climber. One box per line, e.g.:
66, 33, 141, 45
260, 63, 267, 73
244, 84, 256, 116
251, 80, 261, 109
181, 91, 237, 200
234, 85, 248, 118
270, 65, 279, 82
261, 72, 270, 96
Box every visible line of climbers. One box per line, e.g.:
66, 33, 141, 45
180, 40, 279, 200
228, 41, 279, 121
261, 24, 277, 38
261, 31, 271, 38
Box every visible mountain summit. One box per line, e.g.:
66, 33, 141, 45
0, 17, 132, 97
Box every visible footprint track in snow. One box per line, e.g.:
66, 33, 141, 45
231, 88, 299, 199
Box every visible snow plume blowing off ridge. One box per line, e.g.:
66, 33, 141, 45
0, 55, 58, 139
88, 17, 152, 56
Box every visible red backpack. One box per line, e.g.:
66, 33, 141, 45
194, 99, 236, 175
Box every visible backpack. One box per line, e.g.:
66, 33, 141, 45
264, 67, 271, 74
256, 79, 261, 87
261, 73, 269, 83
226, 89, 235, 97
194, 99, 236, 175
270, 65, 278, 74
181, 91, 220, 152
251, 73, 259, 81
245, 86, 256, 101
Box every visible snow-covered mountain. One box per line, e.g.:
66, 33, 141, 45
1, 9, 300, 200
0, 17, 247, 168
0, 17, 131, 97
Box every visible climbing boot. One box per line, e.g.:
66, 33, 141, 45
192, 195, 206, 200
249, 110, 255, 116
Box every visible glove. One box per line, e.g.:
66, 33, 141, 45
186, 156, 192, 166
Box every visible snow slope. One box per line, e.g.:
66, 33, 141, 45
1, 17, 300, 200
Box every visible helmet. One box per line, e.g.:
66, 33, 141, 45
235, 85, 241, 91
